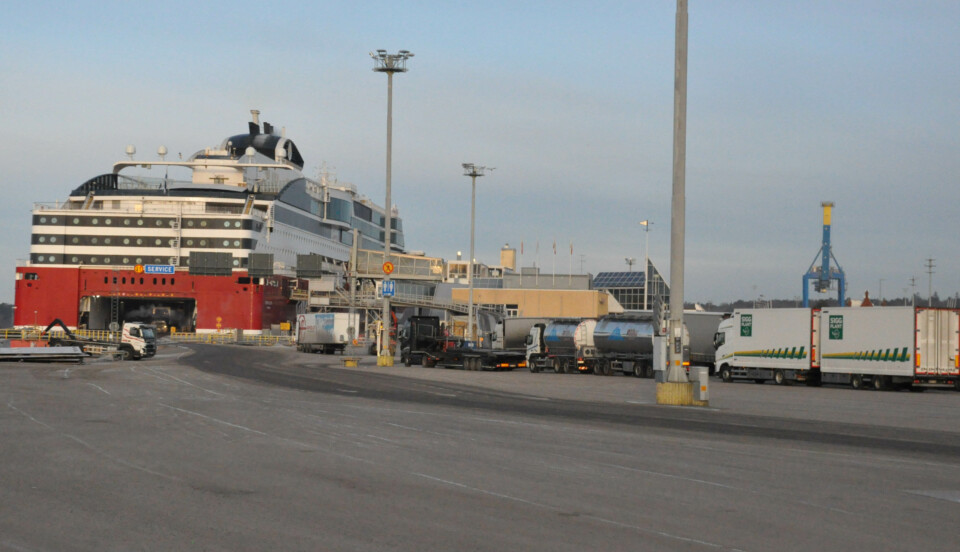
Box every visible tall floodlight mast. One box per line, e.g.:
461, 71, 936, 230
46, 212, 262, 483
462, 163, 492, 342
370, 49, 413, 366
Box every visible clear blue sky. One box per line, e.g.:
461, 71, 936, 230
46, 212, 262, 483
2, 1, 958, 304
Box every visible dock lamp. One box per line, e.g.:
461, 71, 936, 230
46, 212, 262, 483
462, 163, 492, 342
370, 49, 413, 366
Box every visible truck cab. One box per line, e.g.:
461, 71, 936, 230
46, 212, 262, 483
120, 322, 157, 360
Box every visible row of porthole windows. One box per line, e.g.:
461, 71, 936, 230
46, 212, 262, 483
34, 215, 253, 230
104, 276, 176, 286
31, 254, 246, 267
33, 235, 251, 249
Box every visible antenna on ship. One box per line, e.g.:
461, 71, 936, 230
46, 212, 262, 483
125, 145, 136, 160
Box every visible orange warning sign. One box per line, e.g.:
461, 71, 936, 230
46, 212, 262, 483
382, 262, 395, 274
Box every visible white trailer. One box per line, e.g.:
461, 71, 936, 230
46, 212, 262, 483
296, 312, 359, 354
714, 307, 960, 389
819, 307, 959, 390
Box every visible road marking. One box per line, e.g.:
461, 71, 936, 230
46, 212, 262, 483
412, 472, 734, 550
85, 383, 111, 395
337, 389, 358, 394
907, 490, 960, 503
144, 367, 225, 396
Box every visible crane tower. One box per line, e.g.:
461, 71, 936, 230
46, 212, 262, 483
802, 201, 846, 307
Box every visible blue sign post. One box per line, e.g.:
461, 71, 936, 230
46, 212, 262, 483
382, 280, 395, 297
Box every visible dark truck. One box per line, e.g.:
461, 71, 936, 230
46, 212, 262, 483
400, 315, 528, 371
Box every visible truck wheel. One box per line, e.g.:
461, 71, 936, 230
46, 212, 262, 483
602, 362, 613, 376
594, 363, 603, 376
774, 370, 786, 386
120, 348, 132, 361
720, 366, 733, 383
553, 359, 562, 374
403, 355, 411, 367
851, 374, 864, 390
633, 363, 642, 377
872, 376, 887, 391
528, 361, 538, 373
564, 361, 576, 374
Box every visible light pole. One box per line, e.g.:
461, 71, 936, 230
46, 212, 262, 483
462, 163, 491, 342
625, 257, 636, 272
666, 0, 688, 385
370, 49, 413, 366
640, 220, 652, 310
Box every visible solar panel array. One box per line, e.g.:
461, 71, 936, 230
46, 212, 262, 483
593, 271, 646, 289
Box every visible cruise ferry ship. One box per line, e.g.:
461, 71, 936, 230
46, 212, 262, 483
14, 111, 404, 333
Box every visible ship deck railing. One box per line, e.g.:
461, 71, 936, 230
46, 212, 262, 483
33, 200, 268, 220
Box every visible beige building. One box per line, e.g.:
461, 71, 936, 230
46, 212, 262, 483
450, 287, 620, 319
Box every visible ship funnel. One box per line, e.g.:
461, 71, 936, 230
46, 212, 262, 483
250, 109, 261, 126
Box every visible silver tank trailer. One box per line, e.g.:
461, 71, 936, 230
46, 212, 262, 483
593, 317, 656, 356
543, 319, 581, 357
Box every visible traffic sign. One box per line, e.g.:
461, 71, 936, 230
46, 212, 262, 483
382, 280, 395, 297
382, 261, 395, 274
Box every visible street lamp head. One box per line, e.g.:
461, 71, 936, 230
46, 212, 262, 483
462, 163, 493, 177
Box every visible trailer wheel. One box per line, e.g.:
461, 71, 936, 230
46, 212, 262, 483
872, 376, 887, 391
851, 374, 864, 390
529, 361, 539, 373
602, 362, 613, 376
720, 366, 733, 383
403, 355, 412, 367
774, 370, 786, 386
553, 359, 562, 374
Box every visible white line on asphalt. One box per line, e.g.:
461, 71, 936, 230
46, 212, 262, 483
906, 490, 960, 504
85, 383, 111, 395
337, 389, 358, 394
412, 472, 735, 550
144, 367, 225, 396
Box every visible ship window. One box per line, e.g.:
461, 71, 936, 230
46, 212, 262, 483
168, 239, 175, 246
50, 237, 57, 243
187, 220, 194, 227
38, 237, 45, 243
73, 218, 80, 224
233, 259, 240, 266
135, 258, 142, 264
199, 240, 206, 246
91, 237, 98, 244
104, 277, 108, 283
155, 239, 161, 246
39, 217, 46, 223
237, 277, 250, 284
123, 238, 130, 245
113, 276, 117, 284
25, 272, 38, 280
71, 256, 78, 262
235, 221, 241, 228
200, 221, 207, 227
234, 240, 240, 247
162, 278, 166, 285
122, 258, 129, 264
104, 238, 111, 245
103, 257, 110, 264
186, 239, 194, 246
72, 237, 79, 244
140, 278, 144, 284
105, 218, 112, 225
137, 220, 144, 226
51, 217, 57, 223
136, 238, 143, 245
155, 220, 163, 226
89, 256, 96, 263
124, 219, 131, 225
171, 278, 175, 285
122, 277, 126, 284
92, 218, 98, 225
224, 221, 230, 228
223, 240, 230, 247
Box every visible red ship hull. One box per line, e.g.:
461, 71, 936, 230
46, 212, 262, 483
14, 266, 301, 333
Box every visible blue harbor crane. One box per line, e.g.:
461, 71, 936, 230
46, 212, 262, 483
802, 201, 846, 307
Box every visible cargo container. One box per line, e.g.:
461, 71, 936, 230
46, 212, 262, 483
295, 312, 359, 354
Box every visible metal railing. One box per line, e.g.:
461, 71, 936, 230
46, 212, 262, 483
170, 331, 295, 347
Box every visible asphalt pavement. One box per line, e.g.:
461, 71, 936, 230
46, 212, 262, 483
1, 342, 958, 551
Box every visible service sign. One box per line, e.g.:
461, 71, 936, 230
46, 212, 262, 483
828, 315, 843, 340
145, 264, 175, 275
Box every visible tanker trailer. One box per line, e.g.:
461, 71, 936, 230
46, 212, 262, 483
593, 315, 657, 377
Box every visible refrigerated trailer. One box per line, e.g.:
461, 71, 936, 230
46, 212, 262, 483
714, 307, 960, 390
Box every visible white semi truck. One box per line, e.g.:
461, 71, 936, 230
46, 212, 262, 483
714, 306, 960, 390
296, 312, 359, 354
